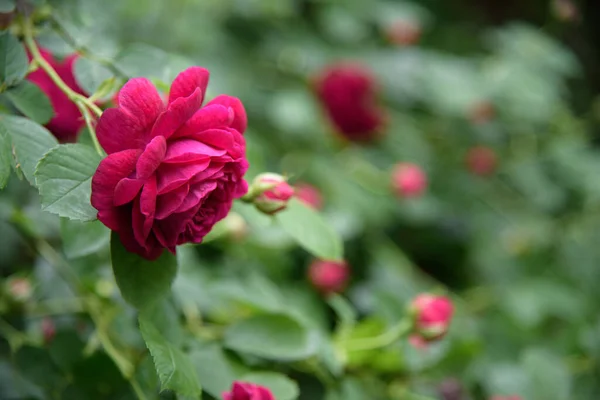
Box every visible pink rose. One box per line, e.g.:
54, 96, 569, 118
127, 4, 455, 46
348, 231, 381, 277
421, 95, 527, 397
308, 260, 350, 294
391, 162, 427, 198
313, 63, 386, 142
253, 173, 294, 215
295, 182, 323, 210
91, 67, 249, 259
410, 294, 454, 341
26, 48, 87, 141
222, 381, 275, 400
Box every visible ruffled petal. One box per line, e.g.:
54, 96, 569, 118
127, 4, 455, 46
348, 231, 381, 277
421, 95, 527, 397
171, 104, 232, 139
132, 176, 157, 248
163, 139, 227, 164
151, 88, 203, 140
156, 159, 211, 194
113, 178, 144, 206
117, 77, 164, 128
174, 181, 217, 214
91, 149, 141, 230
168, 67, 209, 105
156, 184, 190, 219
97, 108, 147, 154
207, 95, 247, 134
136, 136, 167, 179
178, 128, 235, 153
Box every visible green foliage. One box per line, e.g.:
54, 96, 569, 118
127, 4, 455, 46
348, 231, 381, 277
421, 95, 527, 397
0, 31, 27, 87
5, 81, 54, 124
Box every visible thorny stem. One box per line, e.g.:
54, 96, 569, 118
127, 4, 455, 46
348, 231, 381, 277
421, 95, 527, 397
343, 319, 412, 352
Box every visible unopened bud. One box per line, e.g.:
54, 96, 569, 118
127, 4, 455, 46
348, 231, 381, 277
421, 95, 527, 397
391, 163, 427, 198
6, 277, 32, 302
409, 293, 454, 341
308, 260, 350, 295
438, 378, 464, 400
41, 317, 56, 344
223, 212, 248, 241
386, 20, 421, 46
466, 146, 497, 176
469, 101, 495, 125
251, 173, 294, 215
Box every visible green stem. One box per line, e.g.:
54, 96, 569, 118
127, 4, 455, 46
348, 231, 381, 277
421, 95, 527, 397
343, 319, 412, 352
77, 101, 104, 156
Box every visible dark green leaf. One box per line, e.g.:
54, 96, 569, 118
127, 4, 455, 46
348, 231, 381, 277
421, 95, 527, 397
0, 115, 58, 185
73, 57, 113, 96
0, 126, 12, 188
61, 218, 110, 259
139, 315, 202, 397
0, 30, 27, 86
275, 198, 343, 261
110, 232, 177, 310
5, 81, 54, 124
14, 346, 63, 391
35, 143, 101, 221
224, 313, 317, 361
241, 372, 299, 400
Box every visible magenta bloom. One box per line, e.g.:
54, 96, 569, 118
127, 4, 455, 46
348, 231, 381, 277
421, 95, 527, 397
410, 294, 454, 341
391, 162, 427, 198
308, 260, 350, 295
91, 67, 249, 260
253, 174, 294, 215
26, 48, 85, 141
295, 182, 323, 210
223, 381, 275, 400
314, 63, 386, 141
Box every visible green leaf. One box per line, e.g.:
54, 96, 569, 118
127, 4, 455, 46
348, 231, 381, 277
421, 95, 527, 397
0, 115, 58, 185
275, 198, 343, 261
224, 313, 317, 361
0, 0, 15, 13
138, 315, 202, 397
522, 349, 571, 400
115, 43, 169, 80
0, 127, 12, 188
73, 57, 113, 96
5, 81, 54, 124
189, 343, 239, 399
34, 143, 101, 221
241, 372, 299, 400
110, 232, 177, 310
60, 218, 110, 259
0, 31, 27, 86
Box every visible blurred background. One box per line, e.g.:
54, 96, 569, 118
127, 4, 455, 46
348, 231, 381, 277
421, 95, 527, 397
2, 0, 600, 399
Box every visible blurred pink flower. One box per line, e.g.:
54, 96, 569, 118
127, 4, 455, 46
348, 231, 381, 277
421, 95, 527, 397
222, 381, 275, 400
391, 163, 427, 198
295, 182, 323, 210
410, 293, 454, 341
308, 259, 350, 294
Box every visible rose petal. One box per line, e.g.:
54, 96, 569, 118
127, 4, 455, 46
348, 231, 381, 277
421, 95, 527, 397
168, 67, 209, 105
97, 108, 148, 154
117, 77, 164, 128
136, 136, 167, 179
178, 128, 236, 153
113, 178, 145, 206
174, 181, 217, 214
163, 139, 227, 164
207, 94, 247, 134
150, 88, 203, 140
156, 184, 190, 220
132, 176, 157, 248
172, 104, 232, 139
91, 149, 141, 230
156, 159, 211, 194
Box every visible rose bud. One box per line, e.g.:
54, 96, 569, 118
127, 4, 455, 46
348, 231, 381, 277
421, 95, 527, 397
391, 162, 427, 198
91, 67, 249, 260
466, 146, 497, 176
252, 173, 294, 215
222, 212, 248, 241
313, 63, 386, 142
6, 277, 32, 302
295, 182, 323, 210
223, 381, 275, 400
386, 20, 421, 46
408, 334, 428, 350
41, 317, 56, 344
409, 293, 454, 341
308, 260, 350, 295
552, 0, 579, 22
26, 48, 88, 142
468, 101, 495, 125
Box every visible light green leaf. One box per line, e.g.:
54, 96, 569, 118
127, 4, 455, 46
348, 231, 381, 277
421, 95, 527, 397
5, 81, 54, 124
0, 0, 15, 13
0, 127, 12, 188
138, 315, 202, 397
224, 313, 317, 361
0, 115, 58, 185
522, 349, 571, 400
0, 31, 27, 86
189, 343, 239, 399
110, 233, 177, 310
35, 144, 101, 221
115, 43, 169, 81
241, 372, 299, 400
60, 218, 110, 259
275, 198, 343, 261
73, 57, 113, 96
